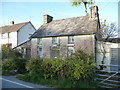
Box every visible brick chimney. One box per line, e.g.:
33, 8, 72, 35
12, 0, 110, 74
90, 6, 99, 19
43, 14, 53, 24
10, 21, 14, 25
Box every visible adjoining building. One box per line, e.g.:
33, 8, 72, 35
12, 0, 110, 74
96, 38, 120, 72
0, 21, 36, 48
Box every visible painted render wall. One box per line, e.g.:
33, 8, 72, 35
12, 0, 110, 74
18, 23, 36, 46
96, 41, 119, 71
0, 32, 17, 48
31, 38, 37, 58
31, 34, 95, 58
74, 35, 95, 54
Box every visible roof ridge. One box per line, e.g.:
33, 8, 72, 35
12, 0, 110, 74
0, 21, 30, 33
51, 15, 87, 22
0, 21, 29, 28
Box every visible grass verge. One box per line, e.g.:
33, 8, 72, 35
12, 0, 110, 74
16, 73, 97, 88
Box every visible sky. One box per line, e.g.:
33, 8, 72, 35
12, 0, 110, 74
0, 0, 119, 30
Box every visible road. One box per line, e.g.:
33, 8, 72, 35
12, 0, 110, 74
0, 75, 54, 89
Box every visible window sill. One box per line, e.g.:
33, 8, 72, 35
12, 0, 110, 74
67, 44, 75, 46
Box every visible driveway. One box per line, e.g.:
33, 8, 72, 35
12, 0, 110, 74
0, 75, 54, 89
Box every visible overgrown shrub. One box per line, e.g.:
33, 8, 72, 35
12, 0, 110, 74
26, 57, 43, 76
2, 57, 28, 75
2, 45, 22, 59
26, 51, 96, 82
14, 57, 28, 73
2, 59, 17, 74
68, 51, 96, 81
41, 59, 71, 80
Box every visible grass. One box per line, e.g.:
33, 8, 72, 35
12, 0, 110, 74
16, 73, 97, 88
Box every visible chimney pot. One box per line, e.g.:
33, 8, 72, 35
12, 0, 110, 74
43, 14, 53, 24
10, 21, 14, 25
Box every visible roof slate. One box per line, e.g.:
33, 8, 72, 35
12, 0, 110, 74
31, 16, 98, 38
0, 22, 29, 33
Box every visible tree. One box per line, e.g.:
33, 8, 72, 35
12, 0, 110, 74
96, 20, 118, 41
96, 21, 118, 69
70, 0, 94, 15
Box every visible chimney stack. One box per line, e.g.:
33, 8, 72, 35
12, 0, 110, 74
90, 6, 99, 19
10, 21, 14, 25
43, 14, 53, 24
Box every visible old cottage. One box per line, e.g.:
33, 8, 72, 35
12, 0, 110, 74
30, 6, 100, 58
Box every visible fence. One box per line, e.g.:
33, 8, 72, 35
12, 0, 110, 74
95, 64, 120, 88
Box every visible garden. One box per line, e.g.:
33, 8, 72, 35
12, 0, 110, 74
1, 46, 98, 88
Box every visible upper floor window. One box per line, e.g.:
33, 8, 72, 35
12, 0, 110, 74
1, 33, 6, 38
37, 38, 42, 45
68, 36, 74, 44
52, 37, 59, 44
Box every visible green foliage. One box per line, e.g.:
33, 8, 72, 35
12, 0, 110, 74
26, 57, 43, 76
2, 45, 22, 59
17, 73, 97, 88
70, 0, 94, 14
2, 59, 17, 74
14, 57, 28, 73
41, 59, 71, 80
26, 51, 96, 82
2, 57, 28, 75
16, 51, 97, 88
71, 0, 94, 6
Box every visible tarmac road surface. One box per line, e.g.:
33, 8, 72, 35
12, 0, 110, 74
0, 75, 54, 89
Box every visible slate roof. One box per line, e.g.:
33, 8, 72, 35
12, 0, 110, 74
31, 16, 99, 38
0, 22, 29, 33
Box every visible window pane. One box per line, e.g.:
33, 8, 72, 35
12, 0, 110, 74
52, 37, 58, 44
68, 36, 74, 44
67, 46, 75, 56
38, 46, 42, 57
50, 46, 60, 58
38, 38, 42, 45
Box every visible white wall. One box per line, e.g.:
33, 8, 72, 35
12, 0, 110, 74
9, 32, 18, 48
0, 32, 17, 48
18, 22, 36, 46
96, 41, 119, 71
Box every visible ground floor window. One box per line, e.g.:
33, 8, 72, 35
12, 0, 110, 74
67, 46, 75, 56
50, 46, 60, 58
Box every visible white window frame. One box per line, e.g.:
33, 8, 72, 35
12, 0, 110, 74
52, 37, 59, 44
37, 46, 42, 58
67, 46, 75, 56
68, 36, 74, 44
37, 38, 42, 45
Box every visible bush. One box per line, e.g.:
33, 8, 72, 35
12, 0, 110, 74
2, 59, 17, 75
26, 57, 43, 76
41, 59, 71, 80
14, 57, 28, 73
2, 45, 22, 59
16, 51, 97, 88
26, 51, 96, 82
2, 57, 28, 75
